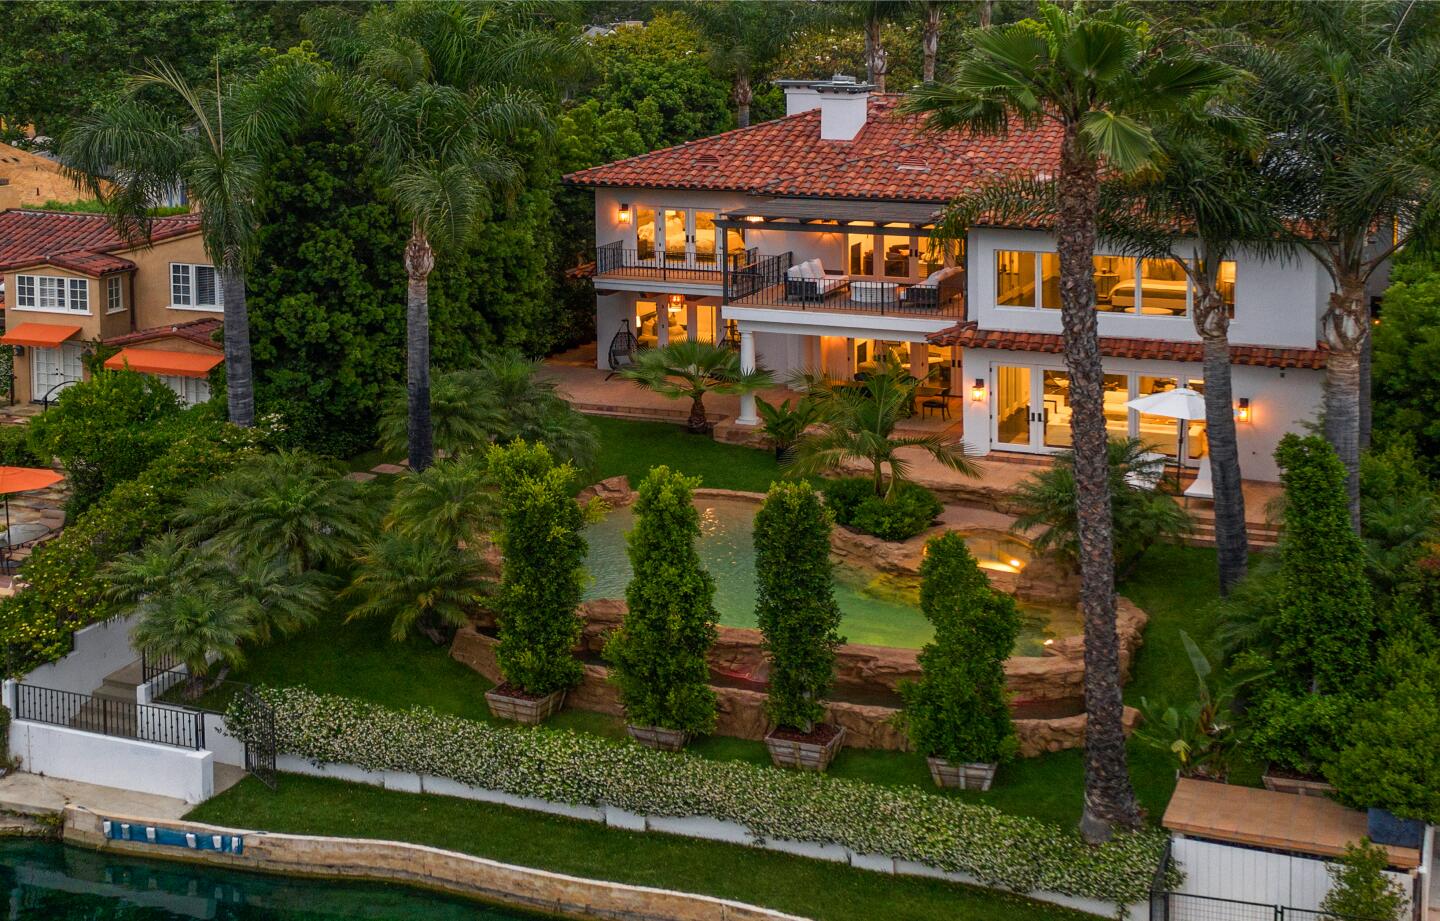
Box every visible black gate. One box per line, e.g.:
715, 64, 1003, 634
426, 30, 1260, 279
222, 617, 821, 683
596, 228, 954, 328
239, 685, 277, 790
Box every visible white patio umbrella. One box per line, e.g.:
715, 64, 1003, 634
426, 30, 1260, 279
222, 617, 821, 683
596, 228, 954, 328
1123, 387, 1212, 498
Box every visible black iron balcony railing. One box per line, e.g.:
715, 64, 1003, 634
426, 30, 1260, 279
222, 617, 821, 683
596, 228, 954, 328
14, 682, 207, 750
596, 241, 755, 283
726, 252, 966, 319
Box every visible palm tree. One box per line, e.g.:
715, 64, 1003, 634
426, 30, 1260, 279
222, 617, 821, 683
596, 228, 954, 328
132, 587, 254, 691
788, 361, 977, 497
63, 57, 311, 427
844, 1, 910, 92
208, 554, 330, 645
921, 0, 943, 83
376, 355, 599, 467
622, 340, 773, 434
385, 455, 495, 550
1232, 3, 1440, 526
344, 531, 490, 642
906, 2, 1236, 840
102, 532, 201, 609
687, 1, 802, 128
176, 450, 373, 575
306, 2, 567, 472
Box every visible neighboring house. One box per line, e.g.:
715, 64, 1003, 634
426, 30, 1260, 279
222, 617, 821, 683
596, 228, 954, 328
566, 75, 1353, 482
0, 143, 110, 210
0, 208, 223, 407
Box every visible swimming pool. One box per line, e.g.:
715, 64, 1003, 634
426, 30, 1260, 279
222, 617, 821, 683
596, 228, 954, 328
583, 496, 1082, 655
0, 838, 552, 920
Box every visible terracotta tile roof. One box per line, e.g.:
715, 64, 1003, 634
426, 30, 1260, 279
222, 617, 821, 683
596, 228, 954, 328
0, 208, 201, 276
928, 321, 1328, 369
564, 96, 1063, 203
103, 317, 222, 349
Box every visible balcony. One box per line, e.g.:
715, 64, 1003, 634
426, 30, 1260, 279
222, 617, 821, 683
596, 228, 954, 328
725, 252, 966, 320
595, 241, 753, 285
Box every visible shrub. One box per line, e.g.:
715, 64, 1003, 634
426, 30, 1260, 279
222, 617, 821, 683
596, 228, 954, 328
1011, 437, 1190, 577
605, 466, 717, 734
230, 686, 1171, 906
1244, 690, 1356, 777
26, 370, 184, 513
900, 532, 1019, 765
1320, 841, 1408, 921
755, 480, 843, 732
0, 702, 10, 767
1372, 248, 1440, 476
489, 441, 585, 696
345, 532, 491, 642
755, 395, 820, 459
0, 425, 41, 466
1326, 655, 1440, 822
820, 477, 942, 542
1274, 435, 1375, 694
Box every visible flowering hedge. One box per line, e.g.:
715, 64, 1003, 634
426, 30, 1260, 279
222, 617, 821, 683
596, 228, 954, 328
229, 686, 1168, 905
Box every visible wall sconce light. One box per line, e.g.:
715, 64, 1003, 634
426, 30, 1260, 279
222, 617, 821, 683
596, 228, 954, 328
617, 203, 632, 225
1235, 397, 1251, 423
971, 377, 986, 402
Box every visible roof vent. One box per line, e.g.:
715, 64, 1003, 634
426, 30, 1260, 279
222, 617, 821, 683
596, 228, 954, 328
896, 156, 929, 172
694, 153, 721, 168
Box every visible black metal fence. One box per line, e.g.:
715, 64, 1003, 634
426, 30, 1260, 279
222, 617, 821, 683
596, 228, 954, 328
1150, 890, 1395, 921
595, 240, 752, 281
141, 650, 183, 685
727, 251, 794, 301
14, 683, 206, 751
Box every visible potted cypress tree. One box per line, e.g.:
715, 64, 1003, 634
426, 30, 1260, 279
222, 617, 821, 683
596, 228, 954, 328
900, 531, 1019, 790
755, 481, 846, 770
605, 466, 718, 750
485, 441, 586, 724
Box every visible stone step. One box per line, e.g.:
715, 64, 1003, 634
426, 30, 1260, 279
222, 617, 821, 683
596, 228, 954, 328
68, 700, 139, 738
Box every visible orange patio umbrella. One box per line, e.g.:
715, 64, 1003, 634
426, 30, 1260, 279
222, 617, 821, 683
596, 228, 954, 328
0, 466, 65, 566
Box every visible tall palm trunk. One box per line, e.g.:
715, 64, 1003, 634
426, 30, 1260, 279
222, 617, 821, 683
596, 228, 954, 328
978, 0, 993, 28
864, 18, 887, 92
922, 4, 941, 83
687, 394, 709, 433
1057, 125, 1141, 842
1321, 285, 1366, 530
734, 72, 753, 128
405, 224, 435, 472
1194, 285, 1248, 594
218, 264, 254, 427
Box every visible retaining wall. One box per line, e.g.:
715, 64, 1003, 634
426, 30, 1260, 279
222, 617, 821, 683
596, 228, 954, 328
21, 614, 138, 695
273, 754, 1140, 921
8, 718, 213, 803
63, 806, 811, 921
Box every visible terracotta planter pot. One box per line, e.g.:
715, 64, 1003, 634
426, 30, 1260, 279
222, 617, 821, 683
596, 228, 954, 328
1261, 768, 1336, 797
627, 724, 688, 752
927, 757, 997, 791
765, 724, 846, 772
485, 686, 565, 725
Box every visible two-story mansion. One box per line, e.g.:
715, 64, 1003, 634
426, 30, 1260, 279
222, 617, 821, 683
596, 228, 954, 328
566, 76, 1340, 482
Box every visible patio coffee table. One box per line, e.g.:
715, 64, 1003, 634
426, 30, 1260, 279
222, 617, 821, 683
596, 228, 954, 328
851, 280, 898, 305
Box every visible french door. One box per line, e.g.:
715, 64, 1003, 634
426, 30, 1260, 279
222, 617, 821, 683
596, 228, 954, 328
990, 363, 1205, 464
661, 209, 718, 266
31, 343, 84, 402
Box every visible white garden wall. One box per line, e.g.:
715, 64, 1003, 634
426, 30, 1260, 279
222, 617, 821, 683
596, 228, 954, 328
8, 719, 214, 804
21, 614, 138, 695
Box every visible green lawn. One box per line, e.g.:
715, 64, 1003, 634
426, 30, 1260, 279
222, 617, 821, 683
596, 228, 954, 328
590, 416, 783, 492
188, 775, 1097, 921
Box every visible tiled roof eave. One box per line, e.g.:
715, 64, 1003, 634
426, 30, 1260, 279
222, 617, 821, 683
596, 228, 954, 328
927, 321, 1328, 370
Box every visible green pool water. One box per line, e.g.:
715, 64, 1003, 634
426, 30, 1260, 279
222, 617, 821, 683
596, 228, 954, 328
582, 496, 1081, 655
0, 839, 552, 920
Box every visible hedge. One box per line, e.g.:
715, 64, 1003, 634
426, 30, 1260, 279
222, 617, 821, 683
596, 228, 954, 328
229, 686, 1169, 905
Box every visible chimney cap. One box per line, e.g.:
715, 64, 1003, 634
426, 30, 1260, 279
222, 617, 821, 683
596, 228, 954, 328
775, 75, 876, 95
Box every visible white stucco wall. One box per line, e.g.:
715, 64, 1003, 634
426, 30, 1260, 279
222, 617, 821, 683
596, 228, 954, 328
966, 227, 1330, 349
8, 719, 214, 803
22, 614, 138, 696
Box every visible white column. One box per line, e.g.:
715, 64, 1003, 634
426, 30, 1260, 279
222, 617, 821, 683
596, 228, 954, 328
738, 330, 759, 426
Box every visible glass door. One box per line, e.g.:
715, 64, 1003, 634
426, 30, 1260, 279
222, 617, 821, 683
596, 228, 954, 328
693, 212, 717, 267
663, 209, 688, 264
993, 364, 1036, 451
635, 207, 658, 263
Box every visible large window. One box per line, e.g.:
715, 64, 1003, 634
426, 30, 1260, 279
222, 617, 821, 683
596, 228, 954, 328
15, 274, 88, 313
848, 222, 875, 275
995, 250, 1236, 318
171, 263, 221, 310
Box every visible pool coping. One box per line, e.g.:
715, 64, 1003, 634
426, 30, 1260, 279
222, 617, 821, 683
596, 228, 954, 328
60, 804, 811, 921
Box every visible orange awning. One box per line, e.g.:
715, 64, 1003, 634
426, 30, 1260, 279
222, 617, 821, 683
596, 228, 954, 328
0, 323, 83, 348
105, 347, 223, 379
0, 466, 63, 495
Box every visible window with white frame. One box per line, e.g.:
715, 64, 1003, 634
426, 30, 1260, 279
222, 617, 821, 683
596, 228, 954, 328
170, 263, 222, 310
14, 274, 89, 313
106, 275, 124, 313
993, 250, 1236, 318
160, 374, 211, 407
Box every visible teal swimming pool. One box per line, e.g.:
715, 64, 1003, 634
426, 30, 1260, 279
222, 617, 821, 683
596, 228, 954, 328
0, 839, 551, 920
583, 496, 1081, 655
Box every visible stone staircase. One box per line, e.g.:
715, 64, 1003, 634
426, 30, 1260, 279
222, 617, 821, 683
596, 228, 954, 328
70, 660, 146, 738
